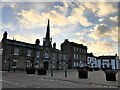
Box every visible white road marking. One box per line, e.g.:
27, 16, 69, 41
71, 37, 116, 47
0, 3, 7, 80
2, 80, 28, 87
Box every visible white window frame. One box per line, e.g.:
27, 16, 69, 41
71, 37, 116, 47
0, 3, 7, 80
53, 53, 56, 59
35, 61, 39, 68
74, 62, 76, 67
14, 48, 19, 56
12, 59, 17, 68
59, 54, 62, 59
76, 54, 78, 59
63, 55, 66, 60
36, 51, 40, 58
45, 52, 49, 59
74, 54, 76, 59
74, 47, 76, 51
27, 50, 31, 57
26, 60, 31, 68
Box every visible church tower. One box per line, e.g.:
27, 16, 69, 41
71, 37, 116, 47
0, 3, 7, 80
43, 19, 52, 48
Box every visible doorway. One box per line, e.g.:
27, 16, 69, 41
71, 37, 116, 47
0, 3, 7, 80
44, 62, 49, 70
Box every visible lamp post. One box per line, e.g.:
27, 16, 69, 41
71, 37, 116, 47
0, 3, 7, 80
7, 57, 11, 72
65, 62, 68, 77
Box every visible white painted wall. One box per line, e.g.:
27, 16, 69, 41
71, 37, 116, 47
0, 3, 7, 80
97, 58, 119, 69
87, 57, 97, 68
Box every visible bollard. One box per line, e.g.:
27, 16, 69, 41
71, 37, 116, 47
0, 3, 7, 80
65, 71, 67, 77
51, 69, 53, 76
13, 68, 16, 73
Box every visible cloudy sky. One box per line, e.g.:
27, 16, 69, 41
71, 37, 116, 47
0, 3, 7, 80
0, 2, 119, 56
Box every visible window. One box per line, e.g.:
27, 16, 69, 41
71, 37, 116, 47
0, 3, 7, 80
101, 60, 103, 63
59, 54, 62, 59
26, 60, 31, 68
14, 48, 19, 55
63, 55, 66, 60
74, 47, 76, 51
74, 62, 76, 67
45, 52, 49, 59
0, 49, 3, 55
36, 61, 39, 68
12, 59, 17, 68
36, 51, 40, 58
76, 48, 78, 52
109, 60, 111, 63
79, 48, 81, 52
53, 53, 56, 59
74, 54, 76, 59
76, 54, 78, 59
27, 50, 31, 57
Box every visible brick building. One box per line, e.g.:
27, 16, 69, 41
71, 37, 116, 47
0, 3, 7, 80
2, 20, 68, 71
61, 39, 87, 69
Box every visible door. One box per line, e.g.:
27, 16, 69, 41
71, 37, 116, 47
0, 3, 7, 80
44, 62, 49, 70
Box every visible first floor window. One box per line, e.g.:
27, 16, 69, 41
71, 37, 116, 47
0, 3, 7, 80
27, 50, 31, 57
63, 55, 66, 60
59, 54, 62, 59
53, 53, 56, 59
14, 48, 19, 55
45, 52, 49, 59
74, 62, 76, 67
74, 54, 76, 59
36, 51, 40, 58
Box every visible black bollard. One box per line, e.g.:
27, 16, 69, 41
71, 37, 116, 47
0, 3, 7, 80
51, 69, 53, 76
13, 68, 16, 73
65, 71, 67, 77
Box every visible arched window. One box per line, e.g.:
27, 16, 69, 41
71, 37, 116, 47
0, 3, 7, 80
45, 52, 49, 59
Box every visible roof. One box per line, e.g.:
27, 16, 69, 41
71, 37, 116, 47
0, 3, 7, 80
87, 53, 94, 57
98, 56, 117, 59
62, 39, 87, 49
3, 39, 43, 50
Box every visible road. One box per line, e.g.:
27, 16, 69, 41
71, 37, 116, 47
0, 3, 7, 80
1, 71, 102, 88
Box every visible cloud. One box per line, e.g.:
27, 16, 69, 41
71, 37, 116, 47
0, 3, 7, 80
2, 23, 16, 31
67, 5, 92, 26
110, 27, 118, 42
9, 33, 43, 45
51, 29, 61, 36
84, 2, 117, 17
17, 2, 93, 28
1, 2, 17, 9
90, 24, 110, 40
100, 16, 118, 27
88, 41, 116, 56
73, 38, 116, 56
17, 9, 46, 29
97, 3, 117, 17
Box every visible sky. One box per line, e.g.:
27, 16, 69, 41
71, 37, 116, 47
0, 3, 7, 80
0, 1, 119, 56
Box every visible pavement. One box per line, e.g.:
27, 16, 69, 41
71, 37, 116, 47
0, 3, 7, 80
36, 69, 120, 88
1, 69, 119, 88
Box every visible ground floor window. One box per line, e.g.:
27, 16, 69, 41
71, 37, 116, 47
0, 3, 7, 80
26, 60, 31, 68
12, 60, 17, 68
35, 61, 39, 68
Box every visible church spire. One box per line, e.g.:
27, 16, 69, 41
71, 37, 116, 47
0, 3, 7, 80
45, 19, 50, 41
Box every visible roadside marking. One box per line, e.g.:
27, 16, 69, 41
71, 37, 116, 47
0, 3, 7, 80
2, 80, 27, 87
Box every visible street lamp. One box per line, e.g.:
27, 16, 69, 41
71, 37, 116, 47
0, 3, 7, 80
64, 62, 68, 77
